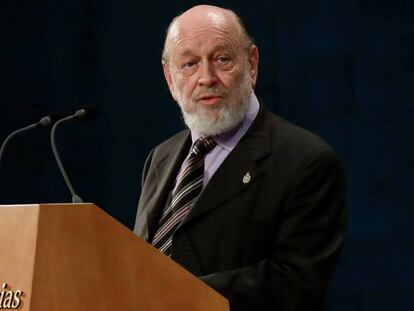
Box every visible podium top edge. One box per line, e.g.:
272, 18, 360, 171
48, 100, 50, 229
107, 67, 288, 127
0, 203, 97, 208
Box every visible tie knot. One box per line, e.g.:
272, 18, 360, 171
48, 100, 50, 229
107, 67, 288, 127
192, 136, 216, 156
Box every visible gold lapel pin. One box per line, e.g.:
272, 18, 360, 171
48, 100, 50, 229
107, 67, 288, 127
242, 172, 251, 184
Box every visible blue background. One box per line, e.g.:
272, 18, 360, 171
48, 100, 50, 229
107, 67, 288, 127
0, 1, 413, 309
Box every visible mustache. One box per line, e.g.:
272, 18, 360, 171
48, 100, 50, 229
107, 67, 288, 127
193, 88, 228, 101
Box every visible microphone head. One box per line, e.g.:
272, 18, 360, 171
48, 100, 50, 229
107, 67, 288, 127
74, 106, 98, 120
37, 112, 65, 128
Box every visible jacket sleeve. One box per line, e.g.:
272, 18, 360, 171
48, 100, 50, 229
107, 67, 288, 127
200, 147, 347, 311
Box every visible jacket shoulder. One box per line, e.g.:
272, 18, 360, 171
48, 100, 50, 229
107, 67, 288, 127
262, 108, 334, 155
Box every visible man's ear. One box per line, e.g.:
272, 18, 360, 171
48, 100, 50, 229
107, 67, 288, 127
248, 45, 259, 87
162, 62, 176, 100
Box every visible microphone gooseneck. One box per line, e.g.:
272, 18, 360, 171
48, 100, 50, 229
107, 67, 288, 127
50, 107, 98, 204
0, 113, 63, 169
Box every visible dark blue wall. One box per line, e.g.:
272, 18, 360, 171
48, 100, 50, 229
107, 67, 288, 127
1, 1, 413, 309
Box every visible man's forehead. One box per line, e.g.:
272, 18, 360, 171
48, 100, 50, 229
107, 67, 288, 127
171, 28, 241, 59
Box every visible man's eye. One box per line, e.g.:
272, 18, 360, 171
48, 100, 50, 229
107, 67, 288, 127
217, 56, 230, 63
182, 61, 196, 69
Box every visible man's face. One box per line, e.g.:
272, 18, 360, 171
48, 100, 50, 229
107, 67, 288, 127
163, 13, 258, 136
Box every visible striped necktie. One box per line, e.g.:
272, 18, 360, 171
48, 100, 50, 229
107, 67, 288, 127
151, 136, 216, 256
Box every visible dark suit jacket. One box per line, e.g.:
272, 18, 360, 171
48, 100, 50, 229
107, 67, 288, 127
134, 104, 347, 311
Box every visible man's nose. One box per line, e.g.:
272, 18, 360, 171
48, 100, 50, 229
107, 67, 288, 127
197, 61, 217, 87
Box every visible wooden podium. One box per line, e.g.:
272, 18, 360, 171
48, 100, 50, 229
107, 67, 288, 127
0, 204, 229, 310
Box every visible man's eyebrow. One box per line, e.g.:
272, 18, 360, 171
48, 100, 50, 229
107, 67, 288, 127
177, 45, 235, 57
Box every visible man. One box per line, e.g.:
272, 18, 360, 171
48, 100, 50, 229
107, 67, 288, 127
134, 5, 346, 310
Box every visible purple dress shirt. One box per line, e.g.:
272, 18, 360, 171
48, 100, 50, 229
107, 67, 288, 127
191, 92, 260, 187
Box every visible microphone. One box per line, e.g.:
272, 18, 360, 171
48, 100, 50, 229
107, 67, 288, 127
50, 107, 98, 203
0, 113, 63, 169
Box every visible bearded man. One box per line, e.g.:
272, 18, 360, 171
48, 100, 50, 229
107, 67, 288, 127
134, 5, 346, 311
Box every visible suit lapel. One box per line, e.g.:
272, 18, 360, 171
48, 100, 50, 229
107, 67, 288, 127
145, 132, 191, 240
181, 106, 271, 227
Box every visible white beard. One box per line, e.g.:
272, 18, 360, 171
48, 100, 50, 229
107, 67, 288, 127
174, 69, 252, 136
